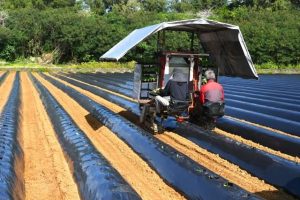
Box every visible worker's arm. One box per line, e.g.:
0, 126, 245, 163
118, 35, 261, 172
221, 88, 225, 101
200, 86, 205, 104
220, 84, 225, 101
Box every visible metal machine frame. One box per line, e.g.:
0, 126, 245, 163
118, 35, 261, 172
100, 19, 258, 133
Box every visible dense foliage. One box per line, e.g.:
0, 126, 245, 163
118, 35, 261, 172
213, 6, 300, 65
0, 0, 299, 66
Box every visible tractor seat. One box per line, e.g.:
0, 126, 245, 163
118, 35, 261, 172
203, 101, 225, 117
168, 99, 190, 115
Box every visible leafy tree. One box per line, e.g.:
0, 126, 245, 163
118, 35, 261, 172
112, 0, 141, 15
31, 0, 47, 9
85, 0, 105, 14
229, 0, 293, 10
0, 0, 31, 9
103, 0, 128, 11
290, 0, 300, 7
0, 0, 297, 66
193, 0, 227, 10
170, 0, 194, 12
139, 0, 167, 12
43, 0, 76, 8
214, 7, 300, 64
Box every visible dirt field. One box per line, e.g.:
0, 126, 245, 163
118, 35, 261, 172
0, 71, 299, 200
46, 73, 296, 200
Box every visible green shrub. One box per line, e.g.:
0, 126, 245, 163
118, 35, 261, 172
0, 45, 16, 61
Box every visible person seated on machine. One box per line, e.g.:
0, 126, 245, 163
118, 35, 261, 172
199, 69, 225, 117
154, 68, 189, 117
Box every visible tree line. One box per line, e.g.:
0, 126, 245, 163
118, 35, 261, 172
0, 0, 299, 65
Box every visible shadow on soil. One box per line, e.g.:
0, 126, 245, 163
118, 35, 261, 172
85, 113, 103, 130
254, 190, 299, 200
85, 110, 139, 131
118, 110, 140, 124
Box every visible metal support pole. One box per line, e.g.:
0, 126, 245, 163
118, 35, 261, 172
190, 32, 195, 52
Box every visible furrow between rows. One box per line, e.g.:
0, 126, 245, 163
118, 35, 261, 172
33, 73, 185, 200
44, 73, 297, 200
63, 72, 300, 135
53, 72, 299, 162
0, 72, 23, 200
38, 73, 260, 200
0, 73, 15, 113
29, 73, 142, 200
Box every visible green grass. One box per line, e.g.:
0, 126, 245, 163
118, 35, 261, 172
255, 62, 300, 74
57, 61, 136, 72
0, 59, 40, 68
0, 60, 136, 73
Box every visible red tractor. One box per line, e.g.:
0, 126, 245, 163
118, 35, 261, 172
136, 51, 225, 133
101, 19, 258, 133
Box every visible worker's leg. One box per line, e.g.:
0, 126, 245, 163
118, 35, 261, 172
155, 96, 170, 114
190, 99, 204, 122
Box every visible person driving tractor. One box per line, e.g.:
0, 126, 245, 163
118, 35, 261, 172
154, 68, 189, 116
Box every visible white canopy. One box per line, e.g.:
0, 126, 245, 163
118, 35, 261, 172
100, 19, 258, 79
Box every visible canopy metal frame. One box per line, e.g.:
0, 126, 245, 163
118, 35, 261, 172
100, 19, 258, 79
